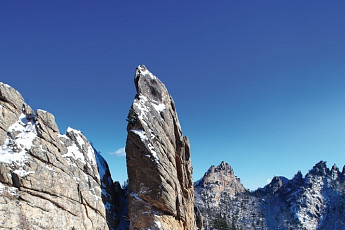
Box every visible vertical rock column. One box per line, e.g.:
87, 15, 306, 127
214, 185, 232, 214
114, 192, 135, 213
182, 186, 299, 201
126, 65, 196, 229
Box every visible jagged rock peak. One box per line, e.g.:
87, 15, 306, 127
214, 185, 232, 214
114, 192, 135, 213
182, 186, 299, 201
207, 161, 234, 175
331, 164, 339, 172
194, 161, 246, 206
201, 161, 239, 184
126, 65, 196, 229
194, 162, 247, 229
309, 161, 329, 176
195, 161, 345, 230
0, 82, 127, 229
134, 65, 168, 103
291, 170, 304, 186
219, 161, 229, 168
263, 176, 289, 194
293, 170, 303, 180
304, 161, 345, 180
270, 176, 288, 185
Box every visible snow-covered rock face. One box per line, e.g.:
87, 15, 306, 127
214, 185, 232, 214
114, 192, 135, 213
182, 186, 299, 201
294, 174, 326, 229
194, 162, 260, 230
195, 161, 345, 230
290, 161, 345, 230
0, 82, 127, 230
0, 113, 37, 177
60, 127, 97, 169
126, 65, 196, 230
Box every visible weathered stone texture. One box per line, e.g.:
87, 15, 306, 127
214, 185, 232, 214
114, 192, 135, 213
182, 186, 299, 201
126, 65, 196, 229
0, 82, 126, 230
0, 82, 26, 145
195, 161, 246, 206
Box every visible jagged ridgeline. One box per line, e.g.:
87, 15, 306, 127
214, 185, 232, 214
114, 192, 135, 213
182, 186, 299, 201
195, 161, 345, 230
125, 65, 196, 229
0, 82, 128, 229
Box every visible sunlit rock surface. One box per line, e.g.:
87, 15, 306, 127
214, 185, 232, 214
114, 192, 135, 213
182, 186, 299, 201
0, 82, 128, 230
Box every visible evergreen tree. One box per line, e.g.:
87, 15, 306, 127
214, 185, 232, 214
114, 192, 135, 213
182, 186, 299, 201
213, 214, 231, 230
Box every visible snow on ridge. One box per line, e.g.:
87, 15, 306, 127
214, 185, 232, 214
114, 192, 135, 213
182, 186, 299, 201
139, 94, 148, 102
36, 109, 48, 113
130, 130, 148, 141
62, 127, 96, 166
136, 94, 166, 120
294, 174, 326, 229
95, 150, 108, 180
0, 82, 11, 88
87, 145, 96, 165
130, 129, 159, 163
0, 113, 37, 178
147, 143, 159, 163
63, 142, 86, 165
133, 95, 150, 126
152, 103, 166, 112
67, 126, 82, 134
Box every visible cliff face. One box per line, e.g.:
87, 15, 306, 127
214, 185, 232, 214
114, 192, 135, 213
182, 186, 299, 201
0, 82, 127, 230
125, 65, 196, 229
195, 161, 345, 230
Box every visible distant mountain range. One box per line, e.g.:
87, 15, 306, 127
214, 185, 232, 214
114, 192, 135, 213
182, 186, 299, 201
195, 161, 345, 230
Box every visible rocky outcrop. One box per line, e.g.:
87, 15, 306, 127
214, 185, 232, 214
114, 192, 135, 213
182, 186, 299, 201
125, 65, 196, 229
194, 162, 253, 229
195, 161, 246, 207
195, 161, 345, 230
0, 82, 26, 146
0, 82, 127, 230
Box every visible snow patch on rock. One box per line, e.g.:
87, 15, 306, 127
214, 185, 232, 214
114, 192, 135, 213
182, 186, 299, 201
61, 127, 97, 167
0, 113, 37, 177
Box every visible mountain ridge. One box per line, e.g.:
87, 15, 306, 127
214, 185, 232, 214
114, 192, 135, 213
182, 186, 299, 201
195, 160, 345, 230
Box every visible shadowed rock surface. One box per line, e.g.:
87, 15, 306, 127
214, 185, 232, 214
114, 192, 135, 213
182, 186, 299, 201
125, 65, 196, 229
0, 82, 128, 230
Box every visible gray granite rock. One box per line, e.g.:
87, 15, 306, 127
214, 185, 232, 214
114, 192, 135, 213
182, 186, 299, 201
0, 82, 127, 230
0, 82, 26, 145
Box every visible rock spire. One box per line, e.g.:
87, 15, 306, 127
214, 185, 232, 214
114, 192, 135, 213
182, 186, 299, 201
125, 65, 196, 229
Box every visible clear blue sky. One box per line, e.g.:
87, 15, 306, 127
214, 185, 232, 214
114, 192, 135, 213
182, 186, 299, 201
1, 1, 345, 190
